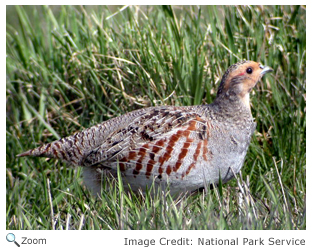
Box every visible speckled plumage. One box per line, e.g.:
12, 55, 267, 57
18, 60, 272, 196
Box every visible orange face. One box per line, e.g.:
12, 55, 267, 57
219, 61, 272, 108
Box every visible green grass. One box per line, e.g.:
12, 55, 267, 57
6, 5, 306, 230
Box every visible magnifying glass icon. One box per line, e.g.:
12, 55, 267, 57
6, 233, 20, 247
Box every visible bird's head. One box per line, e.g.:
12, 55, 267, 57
216, 60, 273, 108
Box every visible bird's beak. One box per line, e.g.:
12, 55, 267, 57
260, 64, 273, 76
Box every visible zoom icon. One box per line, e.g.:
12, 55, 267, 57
6, 233, 20, 247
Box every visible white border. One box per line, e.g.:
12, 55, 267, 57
3, 2, 311, 251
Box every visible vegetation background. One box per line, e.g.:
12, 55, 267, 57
6, 5, 306, 230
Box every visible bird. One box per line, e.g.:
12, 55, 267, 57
17, 60, 272, 196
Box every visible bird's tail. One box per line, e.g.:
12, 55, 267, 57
17, 136, 83, 166
17, 143, 54, 158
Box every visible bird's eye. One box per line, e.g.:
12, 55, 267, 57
246, 67, 253, 74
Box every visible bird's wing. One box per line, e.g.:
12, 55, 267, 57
17, 106, 211, 175
81, 106, 211, 177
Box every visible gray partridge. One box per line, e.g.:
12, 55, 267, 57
17, 60, 272, 196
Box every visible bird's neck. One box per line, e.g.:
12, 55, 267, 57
209, 92, 253, 122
